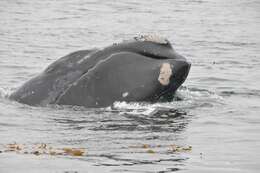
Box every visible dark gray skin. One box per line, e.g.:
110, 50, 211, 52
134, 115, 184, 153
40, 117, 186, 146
9, 38, 191, 108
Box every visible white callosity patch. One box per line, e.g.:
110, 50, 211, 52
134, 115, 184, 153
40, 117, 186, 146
122, 92, 129, 98
158, 63, 173, 86
134, 34, 168, 44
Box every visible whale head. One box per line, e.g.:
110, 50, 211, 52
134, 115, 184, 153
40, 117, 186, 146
55, 35, 191, 107
10, 35, 191, 108
126, 35, 191, 101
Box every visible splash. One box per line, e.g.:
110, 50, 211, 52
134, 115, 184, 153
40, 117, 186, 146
110, 86, 224, 115
0, 87, 14, 99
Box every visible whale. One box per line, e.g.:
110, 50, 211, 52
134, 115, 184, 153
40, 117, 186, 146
9, 35, 191, 108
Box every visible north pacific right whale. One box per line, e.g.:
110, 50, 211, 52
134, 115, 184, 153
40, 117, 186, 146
9, 35, 191, 108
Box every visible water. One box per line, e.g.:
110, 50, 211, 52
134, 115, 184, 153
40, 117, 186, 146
0, 0, 259, 172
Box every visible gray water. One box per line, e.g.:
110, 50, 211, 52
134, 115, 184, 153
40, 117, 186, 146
0, 0, 260, 172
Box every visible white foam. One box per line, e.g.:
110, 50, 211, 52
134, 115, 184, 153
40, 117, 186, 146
112, 101, 157, 115
110, 86, 224, 115
0, 87, 13, 98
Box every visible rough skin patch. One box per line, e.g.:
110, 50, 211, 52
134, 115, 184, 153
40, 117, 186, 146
134, 34, 168, 44
158, 63, 172, 86
122, 92, 129, 98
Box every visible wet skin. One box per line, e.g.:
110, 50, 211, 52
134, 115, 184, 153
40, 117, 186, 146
9, 38, 191, 108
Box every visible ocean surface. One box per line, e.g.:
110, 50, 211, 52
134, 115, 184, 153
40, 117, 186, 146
0, 0, 259, 172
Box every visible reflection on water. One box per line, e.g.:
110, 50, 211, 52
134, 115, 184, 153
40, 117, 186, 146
1, 0, 260, 172
0, 88, 195, 172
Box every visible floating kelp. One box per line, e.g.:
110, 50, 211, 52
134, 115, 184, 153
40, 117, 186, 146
146, 149, 156, 154
62, 147, 85, 156
0, 143, 191, 156
129, 143, 192, 154
1, 143, 86, 157
169, 144, 192, 152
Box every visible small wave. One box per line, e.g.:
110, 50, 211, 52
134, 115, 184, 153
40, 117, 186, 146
220, 89, 260, 97
215, 60, 245, 65
196, 76, 238, 82
214, 41, 257, 47
0, 87, 14, 99
0, 64, 32, 70
110, 86, 223, 116
192, 40, 257, 48
179, 86, 223, 100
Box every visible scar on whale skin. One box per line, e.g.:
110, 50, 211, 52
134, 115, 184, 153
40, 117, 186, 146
158, 63, 172, 86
